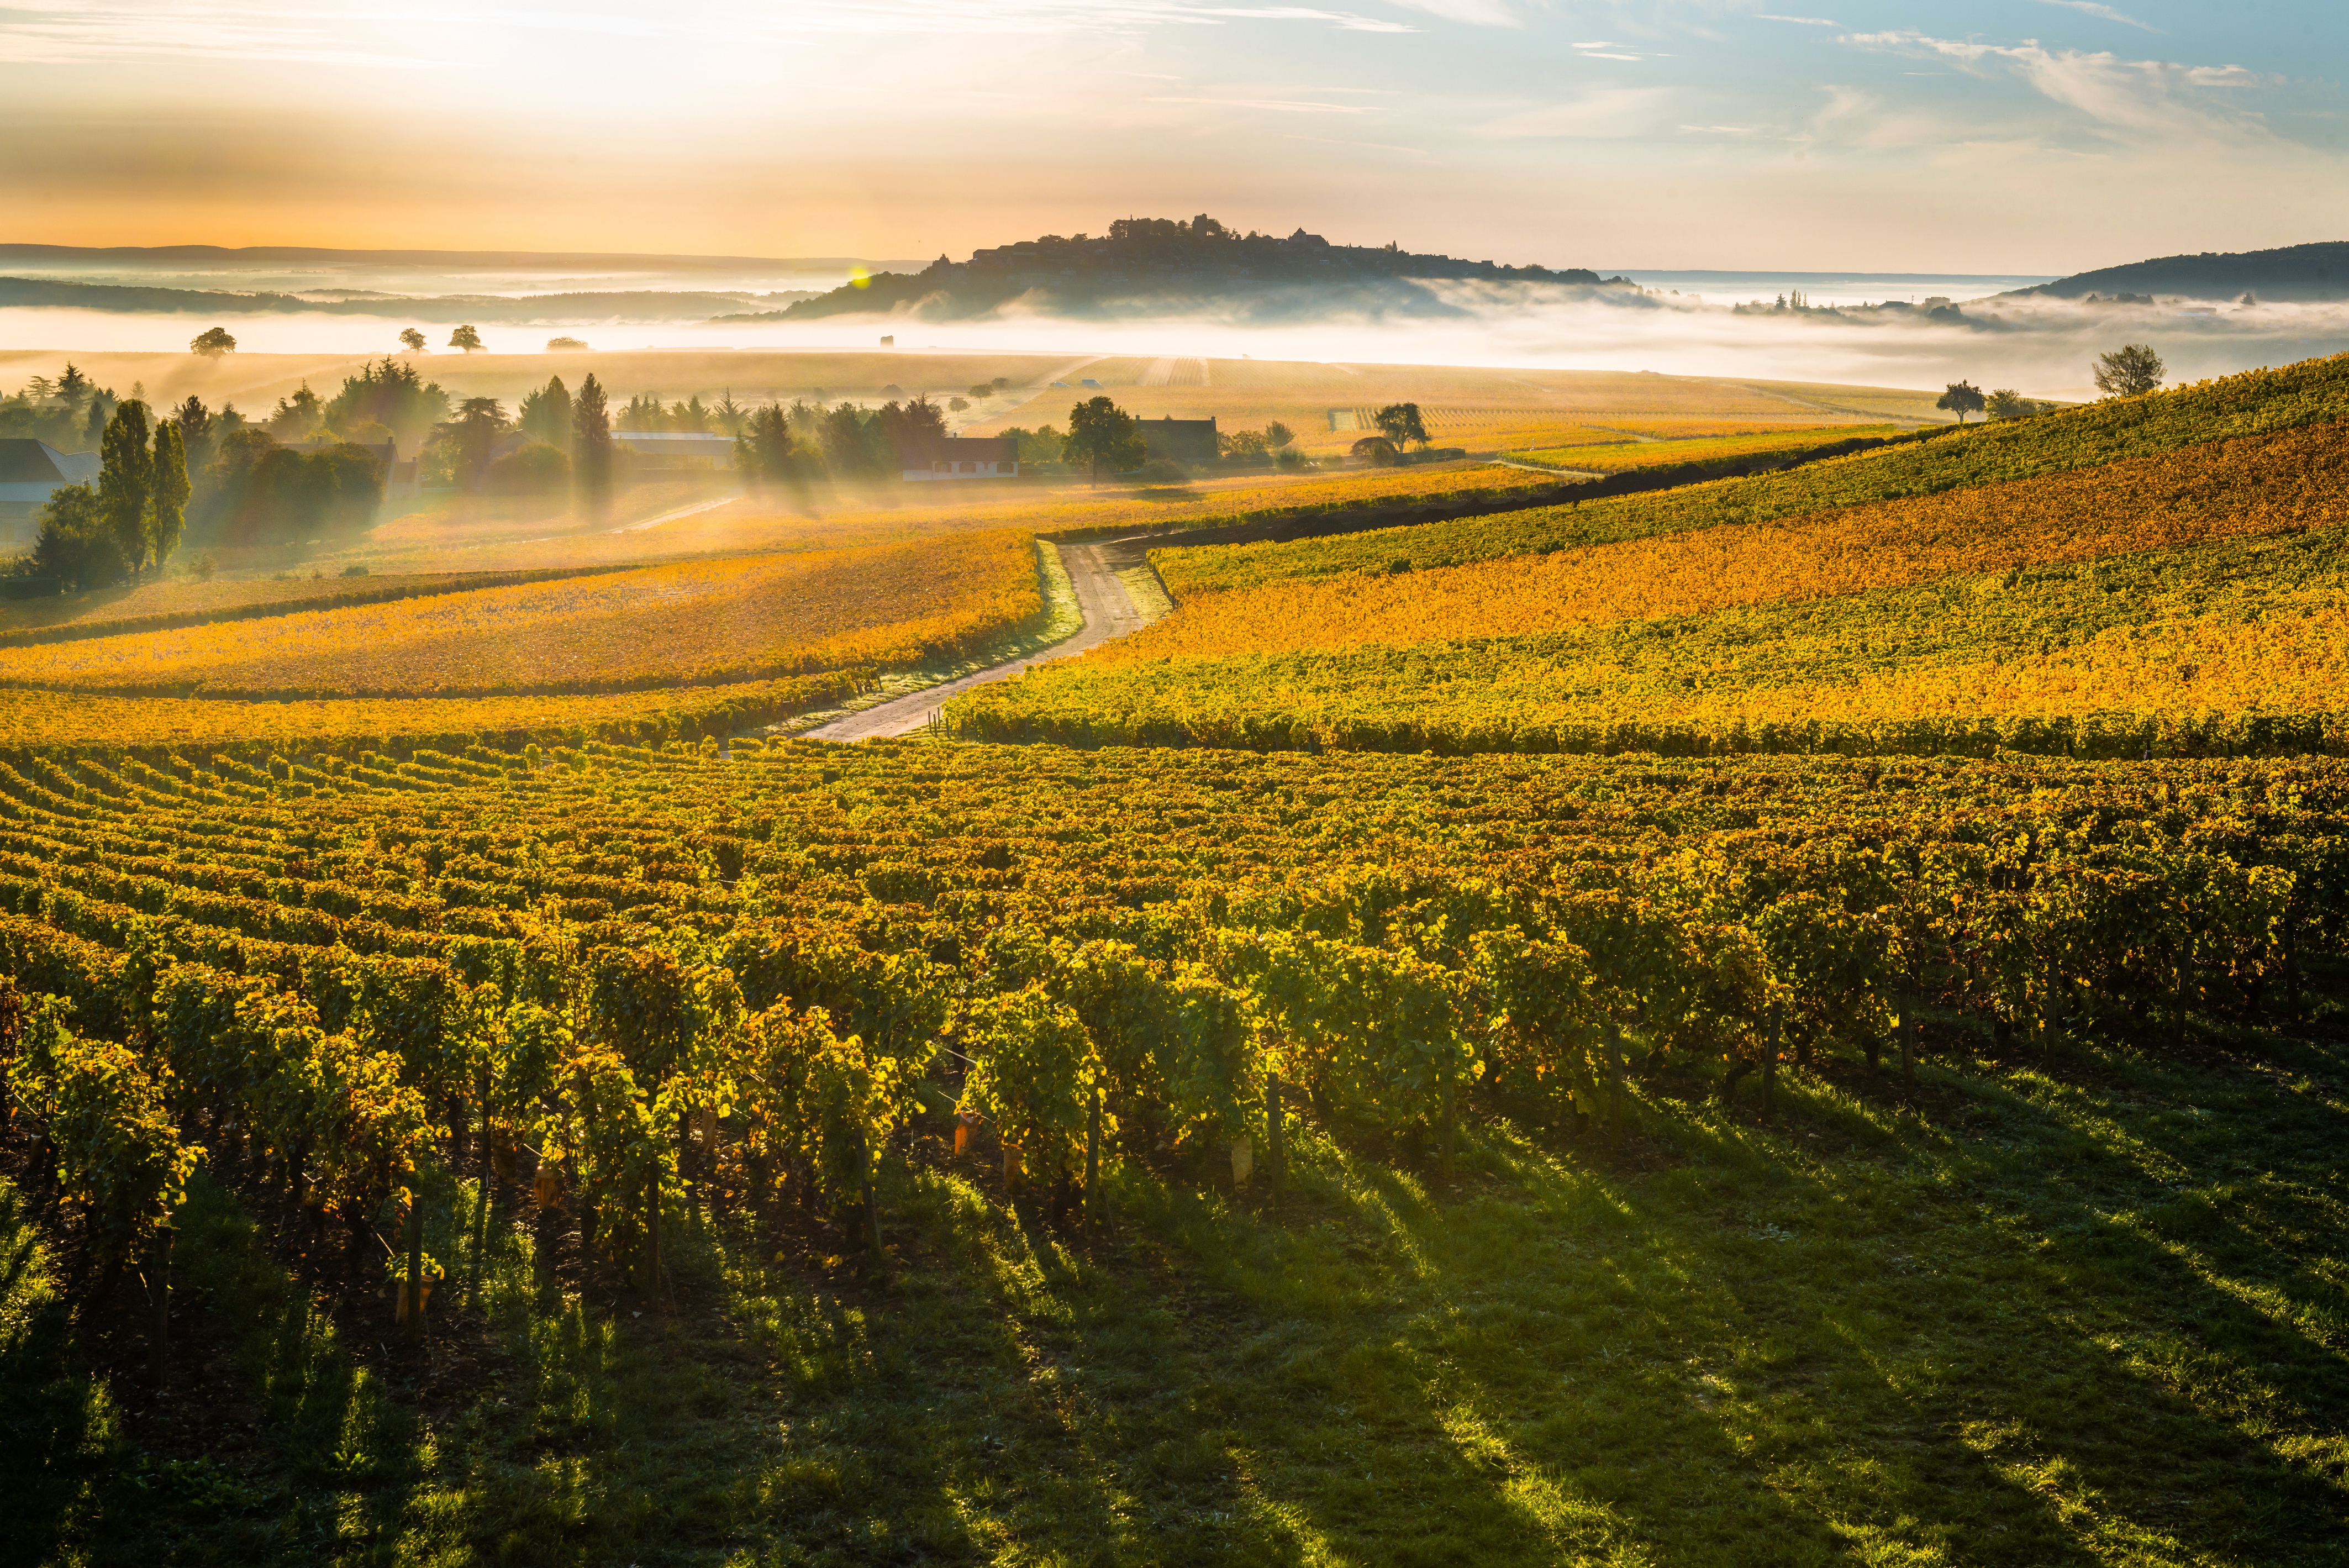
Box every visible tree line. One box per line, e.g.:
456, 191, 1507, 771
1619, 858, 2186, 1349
1937, 345, 2167, 425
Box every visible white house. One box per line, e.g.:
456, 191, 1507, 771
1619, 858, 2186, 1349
0, 439, 101, 542
900, 435, 1020, 481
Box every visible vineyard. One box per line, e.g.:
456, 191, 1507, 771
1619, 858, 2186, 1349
3, 353, 2347, 1565
1155, 354, 2349, 599
1510, 423, 1906, 473
1050, 417, 2349, 667
0, 530, 1041, 699
949, 526, 2349, 756
1, 738, 2343, 1560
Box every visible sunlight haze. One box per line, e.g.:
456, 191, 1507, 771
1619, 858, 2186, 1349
4, 0, 2344, 267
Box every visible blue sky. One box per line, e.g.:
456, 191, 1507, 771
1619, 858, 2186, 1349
0, 1, 2341, 270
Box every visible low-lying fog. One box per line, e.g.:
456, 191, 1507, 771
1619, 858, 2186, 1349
7, 284, 2344, 402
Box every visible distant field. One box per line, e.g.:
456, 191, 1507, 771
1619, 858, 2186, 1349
0, 530, 1039, 698
189, 460, 1571, 580
1513, 424, 1904, 473
971, 360, 1893, 455
0, 350, 1957, 445
1711, 378, 1957, 423
0, 565, 629, 645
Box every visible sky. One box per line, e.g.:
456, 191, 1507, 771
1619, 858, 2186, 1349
0, 1, 2343, 273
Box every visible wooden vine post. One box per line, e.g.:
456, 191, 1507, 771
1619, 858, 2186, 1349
1603, 1019, 1628, 1150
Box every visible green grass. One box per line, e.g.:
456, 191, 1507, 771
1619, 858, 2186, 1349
7, 1012, 2346, 1564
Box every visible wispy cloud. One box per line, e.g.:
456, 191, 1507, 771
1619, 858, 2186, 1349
0, 4, 440, 66
1756, 13, 1839, 24
1382, 0, 1520, 25
2031, 0, 2157, 31
1840, 31, 2271, 140
0, 0, 1426, 62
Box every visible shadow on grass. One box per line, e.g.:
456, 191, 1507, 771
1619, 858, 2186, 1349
10, 1015, 2344, 1566
0, 1181, 114, 1565
1145, 1019, 2349, 1567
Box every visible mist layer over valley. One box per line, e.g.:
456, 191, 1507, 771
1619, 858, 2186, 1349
6, 227, 2345, 401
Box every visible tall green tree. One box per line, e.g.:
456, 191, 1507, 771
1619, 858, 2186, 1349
819, 403, 873, 475
519, 376, 574, 450
189, 326, 238, 357
449, 324, 484, 352
149, 418, 191, 569
53, 363, 92, 411
324, 359, 449, 446
431, 397, 509, 491
399, 328, 428, 353
573, 373, 613, 500
1062, 396, 1147, 485
32, 483, 124, 590
98, 400, 155, 575
267, 383, 324, 441
170, 395, 214, 471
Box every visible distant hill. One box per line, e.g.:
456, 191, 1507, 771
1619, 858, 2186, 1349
0, 275, 814, 322
765, 214, 1636, 324
2007, 241, 2349, 303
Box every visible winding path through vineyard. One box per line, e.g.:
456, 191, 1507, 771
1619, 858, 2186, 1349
805, 536, 1164, 739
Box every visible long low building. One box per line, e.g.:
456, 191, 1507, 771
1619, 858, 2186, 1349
900, 435, 1020, 481
610, 430, 738, 467
0, 439, 101, 543
1141, 416, 1218, 464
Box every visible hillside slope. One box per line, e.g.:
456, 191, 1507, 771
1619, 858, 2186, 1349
2009, 240, 2349, 303
950, 354, 2349, 758
776, 213, 1636, 323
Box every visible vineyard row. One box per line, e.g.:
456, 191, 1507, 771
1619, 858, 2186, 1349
2, 740, 2343, 1340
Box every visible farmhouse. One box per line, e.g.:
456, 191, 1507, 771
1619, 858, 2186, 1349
901, 435, 1020, 481
0, 439, 100, 541
1141, 416, 1218, 464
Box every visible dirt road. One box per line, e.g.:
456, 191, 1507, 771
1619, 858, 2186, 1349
804, 538, 1161, 741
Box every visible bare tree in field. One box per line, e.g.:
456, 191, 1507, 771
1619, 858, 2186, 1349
2093, 344, 2164, 398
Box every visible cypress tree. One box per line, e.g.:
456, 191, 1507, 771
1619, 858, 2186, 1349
573, 373, 612, 501
150, 419, 192, 569
98, 401, 155, 576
